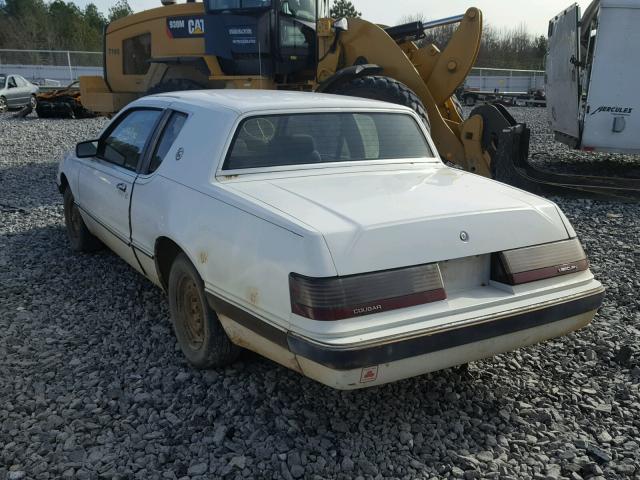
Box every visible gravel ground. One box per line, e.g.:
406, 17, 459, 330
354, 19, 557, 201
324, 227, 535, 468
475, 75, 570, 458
1, 108, 639, 480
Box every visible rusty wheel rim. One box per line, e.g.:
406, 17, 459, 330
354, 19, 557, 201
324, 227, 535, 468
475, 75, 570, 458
178, 276, 205, 350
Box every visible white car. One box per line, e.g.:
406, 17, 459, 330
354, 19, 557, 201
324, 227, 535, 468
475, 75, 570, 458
57, 90, 604, 389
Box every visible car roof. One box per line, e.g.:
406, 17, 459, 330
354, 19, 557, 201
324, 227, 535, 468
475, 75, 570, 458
147, 89, 414, 114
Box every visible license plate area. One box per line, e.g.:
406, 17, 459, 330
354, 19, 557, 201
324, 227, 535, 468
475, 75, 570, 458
439, 255, 490, 294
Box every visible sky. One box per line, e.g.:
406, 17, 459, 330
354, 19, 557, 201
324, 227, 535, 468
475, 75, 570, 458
75, 0, 594, 36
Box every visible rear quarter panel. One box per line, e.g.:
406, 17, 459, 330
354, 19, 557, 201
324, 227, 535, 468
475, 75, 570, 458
131, 103, 337, 329
132, 177, 336, 330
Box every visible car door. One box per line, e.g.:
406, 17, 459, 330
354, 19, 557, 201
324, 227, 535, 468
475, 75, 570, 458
130, 109, 190, 282
545, 3, 581, 146
5, 76, 20, 107
77, 108, 163, 270
15, 76, 32, 105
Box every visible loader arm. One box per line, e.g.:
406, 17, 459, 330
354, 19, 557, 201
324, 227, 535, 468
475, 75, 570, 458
317, 9, 491, 176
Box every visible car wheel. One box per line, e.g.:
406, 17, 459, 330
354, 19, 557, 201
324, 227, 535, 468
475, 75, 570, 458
29, 94, 37, 109
168, 253, 241, 369
0, 96, 7, 113
63, 189, 103, 252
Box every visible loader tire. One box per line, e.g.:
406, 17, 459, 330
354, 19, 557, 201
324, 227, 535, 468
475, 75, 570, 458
147, 78, 204, 95
329, 76, 431, 131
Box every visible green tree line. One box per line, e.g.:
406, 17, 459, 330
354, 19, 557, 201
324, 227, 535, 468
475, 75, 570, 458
0, 0, 132, 51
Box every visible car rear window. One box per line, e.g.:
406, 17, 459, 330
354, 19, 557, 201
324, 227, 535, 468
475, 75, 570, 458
223, 112, 433, 170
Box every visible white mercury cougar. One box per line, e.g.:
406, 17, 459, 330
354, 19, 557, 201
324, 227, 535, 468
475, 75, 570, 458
57, 90, 604, 389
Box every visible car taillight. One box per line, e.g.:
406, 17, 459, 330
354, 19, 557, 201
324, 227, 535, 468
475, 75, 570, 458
289, 263, 446, 321
491, 238, 588, 285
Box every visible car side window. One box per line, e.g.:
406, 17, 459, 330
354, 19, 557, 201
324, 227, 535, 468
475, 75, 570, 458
7, 76, 17, 88
15, 76, 27, 87
148, 111, 188, 173
98, 109, 162, 171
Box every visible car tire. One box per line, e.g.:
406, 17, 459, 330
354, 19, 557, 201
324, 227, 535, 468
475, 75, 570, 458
328, 75, 431, 131
63, 189, 103, 252
29, 94, 37, 109
168, 253, 241, 369
0, 96, 7, 113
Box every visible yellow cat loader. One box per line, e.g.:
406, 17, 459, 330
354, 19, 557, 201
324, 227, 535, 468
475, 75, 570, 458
79, 0, 637, 195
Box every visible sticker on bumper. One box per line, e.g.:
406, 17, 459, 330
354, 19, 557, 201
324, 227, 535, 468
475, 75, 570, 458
360, 366, 378, 383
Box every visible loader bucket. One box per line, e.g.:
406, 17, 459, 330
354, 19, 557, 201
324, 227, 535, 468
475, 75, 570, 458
80, 76, 137, 115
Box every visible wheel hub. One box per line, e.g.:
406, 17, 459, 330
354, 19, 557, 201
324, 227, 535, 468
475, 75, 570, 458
179, 278, 205, 349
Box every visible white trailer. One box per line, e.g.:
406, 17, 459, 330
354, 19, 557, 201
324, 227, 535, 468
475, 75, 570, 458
546, 0, 640, 153
460, 68, 546, 107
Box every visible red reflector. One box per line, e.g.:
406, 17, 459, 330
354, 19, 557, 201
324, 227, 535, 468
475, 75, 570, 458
290, 263, 446, 321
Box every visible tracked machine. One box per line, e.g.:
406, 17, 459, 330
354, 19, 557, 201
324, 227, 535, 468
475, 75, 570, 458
79, 0, 638, 196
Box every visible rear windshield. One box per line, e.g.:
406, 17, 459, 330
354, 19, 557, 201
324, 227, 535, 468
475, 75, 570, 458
223, 112, 434, 171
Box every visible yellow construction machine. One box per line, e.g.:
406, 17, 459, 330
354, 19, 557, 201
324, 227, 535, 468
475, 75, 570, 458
81, 0, 633, 193
79, 0, 528, 184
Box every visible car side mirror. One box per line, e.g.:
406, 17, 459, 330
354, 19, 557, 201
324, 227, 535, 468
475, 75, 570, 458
76, 140, 98, 158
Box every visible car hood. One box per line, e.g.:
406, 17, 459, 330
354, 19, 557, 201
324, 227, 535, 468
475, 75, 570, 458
229, 166, 570, 275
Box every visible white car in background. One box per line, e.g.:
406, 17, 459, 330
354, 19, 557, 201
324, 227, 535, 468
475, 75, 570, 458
56, 90, 604, 389
0, 73, 39, 112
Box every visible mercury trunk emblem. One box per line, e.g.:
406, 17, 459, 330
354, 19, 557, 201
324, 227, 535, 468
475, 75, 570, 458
460, 231, 469, 242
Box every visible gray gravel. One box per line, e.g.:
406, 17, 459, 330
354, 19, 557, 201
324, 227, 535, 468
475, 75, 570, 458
1, 108, 639, 480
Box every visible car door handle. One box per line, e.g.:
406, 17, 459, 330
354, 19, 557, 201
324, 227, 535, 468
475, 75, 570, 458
116, 183, 127, 192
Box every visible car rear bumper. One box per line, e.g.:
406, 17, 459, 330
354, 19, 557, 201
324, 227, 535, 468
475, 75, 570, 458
295, 308, 598, 389
207, 286, 604, 390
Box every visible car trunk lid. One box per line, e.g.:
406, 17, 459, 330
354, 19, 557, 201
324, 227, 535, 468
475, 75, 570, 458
228, 166, 569, 275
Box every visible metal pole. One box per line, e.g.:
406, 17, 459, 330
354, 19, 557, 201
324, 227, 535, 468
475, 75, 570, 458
422, 14, 465, 30
67, 50, 73, 83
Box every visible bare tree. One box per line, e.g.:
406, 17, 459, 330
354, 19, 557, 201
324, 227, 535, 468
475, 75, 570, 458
397, 12, 547, 69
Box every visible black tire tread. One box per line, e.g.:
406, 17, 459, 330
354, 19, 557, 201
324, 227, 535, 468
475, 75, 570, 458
63, 189, 103, 252
329, 75, 431, 131
168, 253, 240, 369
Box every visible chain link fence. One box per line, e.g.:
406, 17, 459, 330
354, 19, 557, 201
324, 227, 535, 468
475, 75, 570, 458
0, 49, 103, 86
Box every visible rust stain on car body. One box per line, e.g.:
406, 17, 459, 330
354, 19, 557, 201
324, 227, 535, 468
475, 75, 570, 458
247, 287, 259, 306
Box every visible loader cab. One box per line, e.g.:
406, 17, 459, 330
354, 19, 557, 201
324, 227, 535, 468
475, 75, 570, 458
204, 0, 328, 81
